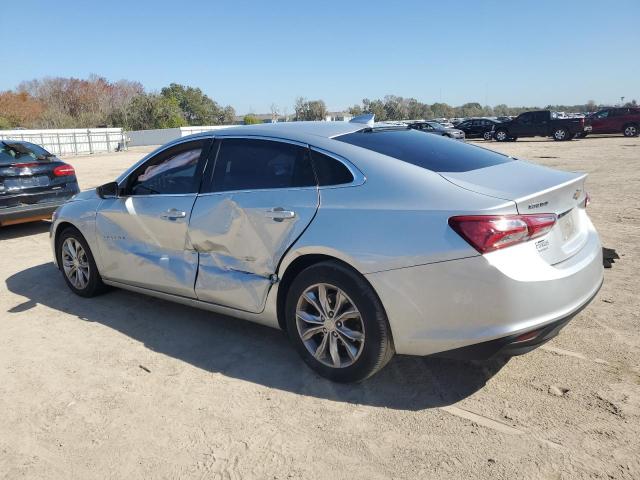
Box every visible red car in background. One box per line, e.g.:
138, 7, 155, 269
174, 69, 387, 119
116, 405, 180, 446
583, 107, 640, 137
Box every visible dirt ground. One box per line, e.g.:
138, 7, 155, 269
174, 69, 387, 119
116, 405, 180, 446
1, 136, 639, 479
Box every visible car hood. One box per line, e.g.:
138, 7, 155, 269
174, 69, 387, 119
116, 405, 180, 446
69, 188, 99, 202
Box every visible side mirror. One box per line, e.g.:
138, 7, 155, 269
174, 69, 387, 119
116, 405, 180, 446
96, 181, 119, 199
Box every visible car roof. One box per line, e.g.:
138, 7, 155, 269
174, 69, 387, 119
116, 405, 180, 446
180, 121, 366, 144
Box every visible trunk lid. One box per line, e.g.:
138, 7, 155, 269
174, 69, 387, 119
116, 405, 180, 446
440, 160, 589, 264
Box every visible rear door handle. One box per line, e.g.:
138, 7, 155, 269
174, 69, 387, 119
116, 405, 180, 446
265, 207, 296, 221
160, 208, 187, 220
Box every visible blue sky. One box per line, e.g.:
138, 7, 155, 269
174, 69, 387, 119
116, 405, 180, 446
2, 0, 638, 113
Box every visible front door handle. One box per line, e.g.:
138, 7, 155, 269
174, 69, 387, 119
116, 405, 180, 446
265, 207, 296, 222
160, 208, 187, 220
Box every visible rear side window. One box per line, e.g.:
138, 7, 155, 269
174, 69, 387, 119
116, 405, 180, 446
311, 150, 354, 186
335, 129, 511, 173
209, 138, 315, 192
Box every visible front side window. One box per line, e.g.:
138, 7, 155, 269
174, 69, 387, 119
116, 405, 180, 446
129, 140, 205, 195
208, 138, 315, 192
595, 110, 609, 119
335, 128, 511, 173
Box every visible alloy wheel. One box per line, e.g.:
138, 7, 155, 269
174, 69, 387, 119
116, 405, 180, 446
624, 125, 637, 137
554, 129, 566, 140
295, 283, 365, 368
61, 237, 90, 290
496, 131, 507, 141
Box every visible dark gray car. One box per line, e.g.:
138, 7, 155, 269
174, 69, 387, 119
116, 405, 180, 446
0, 141, 79, 226
406, 121, 465, 140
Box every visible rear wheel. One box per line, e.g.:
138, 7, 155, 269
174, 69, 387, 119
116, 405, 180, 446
495, 129, 509, 142
483, 131, 493, 141
56, 227, 107, 297
285, 261, 394, 382
553, 128, 569, 141
623, 123, 638, 137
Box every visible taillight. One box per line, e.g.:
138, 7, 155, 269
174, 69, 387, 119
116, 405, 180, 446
53, 164, 75, 176
583, 192, 591, 208
448, 214, 557, 254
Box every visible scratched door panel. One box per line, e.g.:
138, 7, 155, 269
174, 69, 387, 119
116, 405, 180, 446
189, 188, 318, 312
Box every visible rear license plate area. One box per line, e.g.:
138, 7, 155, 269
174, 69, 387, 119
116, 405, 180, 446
4, 176, 50, 189
558, 209, 576, 241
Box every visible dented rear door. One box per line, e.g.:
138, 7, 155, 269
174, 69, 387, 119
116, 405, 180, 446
189, 138, 319, 313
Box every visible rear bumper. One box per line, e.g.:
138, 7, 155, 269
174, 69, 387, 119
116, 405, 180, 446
0, 200, 67, 225
366, 218, 604, 356
431, 277, 602, 360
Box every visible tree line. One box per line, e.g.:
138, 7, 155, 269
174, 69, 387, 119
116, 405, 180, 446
1, 76, 636, 130
0, 75, 235, 130
346, 96, 637, 121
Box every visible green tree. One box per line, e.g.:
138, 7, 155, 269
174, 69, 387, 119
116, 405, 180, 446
243, 114, 262, 125
294, 97, 328, 121
116, 94, 186, 130
160, 83, 234, 125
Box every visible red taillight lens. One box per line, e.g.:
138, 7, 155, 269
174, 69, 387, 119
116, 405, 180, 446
53, 164, 75, 176
448, 214, 557, 254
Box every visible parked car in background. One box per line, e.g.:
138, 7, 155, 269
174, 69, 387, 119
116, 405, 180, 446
493, 110, 590, 141
455, 118, 501, 140
496, 116, 513, 122
0, 141, 79, 226
582, 107, 640, 137
51, 119, 602, 382
406, 121, 465, 139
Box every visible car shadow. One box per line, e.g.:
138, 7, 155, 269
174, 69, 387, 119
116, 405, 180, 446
6, 263, 509, 411
0, 220, 51, 240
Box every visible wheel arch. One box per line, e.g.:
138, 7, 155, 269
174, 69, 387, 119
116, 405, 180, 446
53, 221, 80, 265
275, 253, 388, 335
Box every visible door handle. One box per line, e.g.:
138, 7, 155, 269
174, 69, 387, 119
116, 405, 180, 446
160, 208, 187, 220
265, 207, 296, 221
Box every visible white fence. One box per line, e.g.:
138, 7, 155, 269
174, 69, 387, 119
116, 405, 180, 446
128, 125, 233, 147
0, 128, 126, 156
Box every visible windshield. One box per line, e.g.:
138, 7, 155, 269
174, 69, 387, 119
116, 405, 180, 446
0, 141, 53, 166
335, 128, 512, 173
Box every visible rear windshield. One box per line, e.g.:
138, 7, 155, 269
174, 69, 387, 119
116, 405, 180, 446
335, 128, 511, 172
0, 141, 53, 166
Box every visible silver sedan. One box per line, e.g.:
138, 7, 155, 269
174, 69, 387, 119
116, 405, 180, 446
51, 117, 603, 382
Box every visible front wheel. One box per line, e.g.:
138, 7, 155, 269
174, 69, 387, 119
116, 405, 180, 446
285, 261, 394, 382
553, 128, 569, 141
623, 123, 638, 137
56, 227, 108, 297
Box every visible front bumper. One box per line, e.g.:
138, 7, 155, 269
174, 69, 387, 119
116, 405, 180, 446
366, 219, 604, 356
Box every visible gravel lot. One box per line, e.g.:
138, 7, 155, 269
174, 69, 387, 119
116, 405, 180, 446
1, 136, 639, 479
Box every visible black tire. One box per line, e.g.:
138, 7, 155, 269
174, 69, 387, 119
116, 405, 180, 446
494, 129, 509, 142
574, 132, 587, 139
553, 128, 569, 141
623, 123, 638, 137
285, 261, 394, 382
56, 226, 108, 297
483, 131, 493, 141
